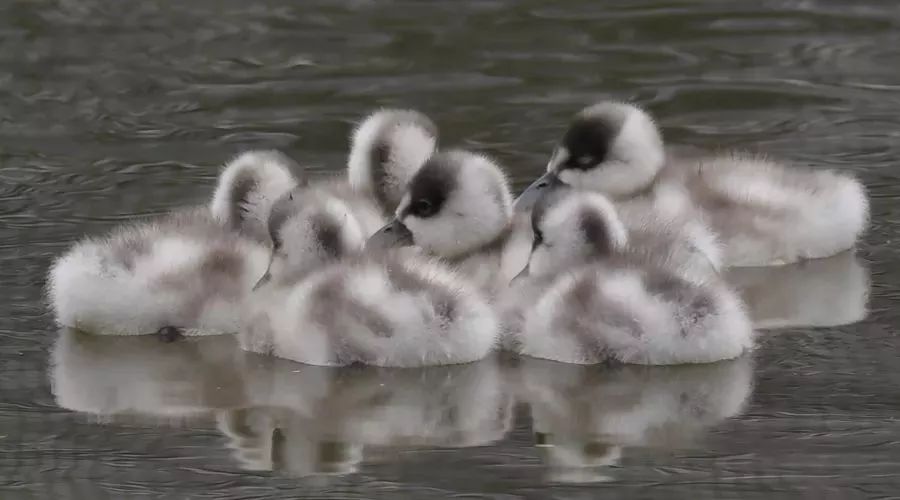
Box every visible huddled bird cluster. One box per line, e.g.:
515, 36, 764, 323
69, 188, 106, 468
48, 101, 869, 367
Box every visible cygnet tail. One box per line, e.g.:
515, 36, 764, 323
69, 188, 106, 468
347, 109, 438, 214
691, 285, 756, 363
48, 246, 164, 335
701, 155, 869, 266
795, 171, 869, 260
627, 280, 754, 366
47, 243, 231, 336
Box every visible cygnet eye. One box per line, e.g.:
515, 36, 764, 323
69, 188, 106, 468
565, 154, 596, 170
409, 199, 436, 217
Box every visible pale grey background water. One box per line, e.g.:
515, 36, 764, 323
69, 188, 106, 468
2, 0, 899, 498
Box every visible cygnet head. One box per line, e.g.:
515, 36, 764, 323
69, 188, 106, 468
514, 102, 665, 212
366, 149, 513, 258
253, 189, 366, 289
210, 150, 307, 242
347, 109, 439, 214
524, 189, 629, 279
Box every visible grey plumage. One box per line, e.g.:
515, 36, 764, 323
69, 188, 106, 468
505, 190, 754, 365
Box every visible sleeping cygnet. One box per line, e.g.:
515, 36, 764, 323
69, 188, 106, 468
240, 189, 501, 367
366, 149, 531, 298
505, 189, 754, 365
517, 101, 869, 267
47, 150, 303, 339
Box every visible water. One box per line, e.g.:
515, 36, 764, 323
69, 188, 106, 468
2, 0, 899, 497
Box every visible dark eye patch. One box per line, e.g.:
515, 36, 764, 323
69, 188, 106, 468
560, 116, 614, 171
408, 198, 436, 217
401, 155, 457, 219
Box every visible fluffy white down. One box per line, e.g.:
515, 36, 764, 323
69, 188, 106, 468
309, 178, 388, 238
551, 102, 869, 266
527, 193, 629, 278
242, 254, 500, 367
512, 265, 754, 365
209, 150, 302, 240
617, 183, 724, 281
396, 150, 516, 296
401, 151, 513, 259
685, 153, 870, 266
556, 102, 665, 198
265, 192, 368, 286
347, 109, 437, 212
48, 213, 270, 336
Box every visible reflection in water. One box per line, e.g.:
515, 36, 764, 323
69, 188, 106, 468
51, 329, 247, 421
515, 356, 753, 483
726, 251, 870, 329
50, 330, 513, 477
50, 328, 753, 482
218, 354, 513, 476
5, 0, 897, 495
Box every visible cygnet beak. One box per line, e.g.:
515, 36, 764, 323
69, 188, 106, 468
513, 171, 564, 214
252, 258, 273, 291
511, 262, 531, 284
365, 218, 414, 252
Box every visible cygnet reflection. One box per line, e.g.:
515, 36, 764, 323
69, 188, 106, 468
725, 250, 869, 330
50, 328, 247, 423
50, 331, 513, 477
217, 353, 513, 477
515, 355, 753, 483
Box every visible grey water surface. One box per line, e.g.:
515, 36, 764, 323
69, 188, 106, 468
2, 0, 899, 498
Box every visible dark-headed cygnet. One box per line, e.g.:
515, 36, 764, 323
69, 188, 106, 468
517, 101, 869, 267
269, 109, 439, 243
241, 187, 501, 368
505, 189, 754, 365
366, 149, 532, 297
47, 150, 304, 339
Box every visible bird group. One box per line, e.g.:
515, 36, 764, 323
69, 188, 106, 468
47, 101, 870, 367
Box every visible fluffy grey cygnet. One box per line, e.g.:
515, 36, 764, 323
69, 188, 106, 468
505, 189, 754, 365
517, 101, 869, 267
